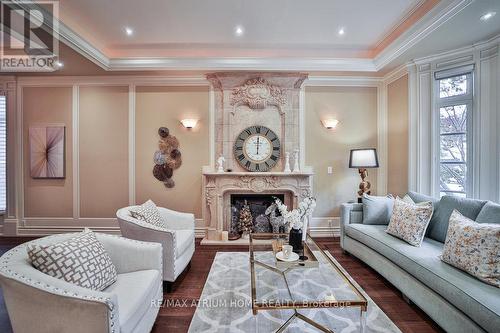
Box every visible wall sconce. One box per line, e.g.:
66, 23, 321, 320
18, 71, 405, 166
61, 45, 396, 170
321, 119, 339, 129
180, 119, 198, 129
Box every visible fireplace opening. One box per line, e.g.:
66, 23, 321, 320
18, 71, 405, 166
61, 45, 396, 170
230, 194, 284, 235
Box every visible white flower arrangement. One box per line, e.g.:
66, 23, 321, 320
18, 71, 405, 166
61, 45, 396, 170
274, 196, 316, 230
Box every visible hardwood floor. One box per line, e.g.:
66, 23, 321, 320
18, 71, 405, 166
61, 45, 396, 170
0, 237, 443, 333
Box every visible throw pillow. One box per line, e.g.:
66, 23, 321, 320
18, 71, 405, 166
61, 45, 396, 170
27, 230, 117, 291
386, 197, 434, 246
441, 210, 500, 287
129, 199, 166, 229
362, 194, 394, 225
402, 194, 415, 204
407, 191, 438, 206
429, 196, 487, 243
475, 201, 500, 224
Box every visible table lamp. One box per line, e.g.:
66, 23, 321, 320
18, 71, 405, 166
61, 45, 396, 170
349, 148, 379, 202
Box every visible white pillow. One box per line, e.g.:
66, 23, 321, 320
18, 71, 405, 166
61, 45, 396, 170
27, 229, 117, 291
441, 210, 500, 287
386, 197, 433, 246
130, 199, 166, 229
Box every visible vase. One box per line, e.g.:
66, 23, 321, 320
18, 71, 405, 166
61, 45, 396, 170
289, 228, 303, 252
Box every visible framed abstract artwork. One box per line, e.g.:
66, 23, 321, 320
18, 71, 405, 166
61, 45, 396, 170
29, 125, 66, 178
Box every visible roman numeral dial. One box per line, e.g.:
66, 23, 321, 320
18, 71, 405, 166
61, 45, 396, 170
233, 125, 280, 172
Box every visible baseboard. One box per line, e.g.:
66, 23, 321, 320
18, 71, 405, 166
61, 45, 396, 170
1, 218, 339, 238
16, 226, 122, 236
308, 226, 340, 237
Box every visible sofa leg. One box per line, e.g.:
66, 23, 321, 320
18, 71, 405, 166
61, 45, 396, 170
402, 293, 412, 305
342, 249, 350, 256
163, 281, 173, 293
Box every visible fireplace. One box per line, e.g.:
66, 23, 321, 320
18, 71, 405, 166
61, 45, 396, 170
229, 193, 285, 235
202, 171, 312, 242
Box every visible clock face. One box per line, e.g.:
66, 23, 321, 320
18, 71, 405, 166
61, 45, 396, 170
234, 125, 280, 172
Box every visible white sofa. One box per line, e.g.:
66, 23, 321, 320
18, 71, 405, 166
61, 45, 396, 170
0, 233, 163, 333
116, 206, 195, 285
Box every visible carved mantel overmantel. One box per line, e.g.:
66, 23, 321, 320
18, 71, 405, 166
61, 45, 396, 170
205, 72, 308, 172
202, 169, 313, 241
230, 77, 287, 114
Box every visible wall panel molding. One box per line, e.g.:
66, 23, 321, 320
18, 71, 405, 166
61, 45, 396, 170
376, 83, 388, 195
0, 77, 18, 224
8, 74, 390, 235
72, 86, 80, 218
128, 84, 136, 205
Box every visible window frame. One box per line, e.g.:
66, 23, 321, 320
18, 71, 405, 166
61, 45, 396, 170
0, 93, 6, 213
433, 70, 473, 198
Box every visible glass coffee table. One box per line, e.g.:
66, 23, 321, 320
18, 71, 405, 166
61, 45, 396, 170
249, 233, 368, 332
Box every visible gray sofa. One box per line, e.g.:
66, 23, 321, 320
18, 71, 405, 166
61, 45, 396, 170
340, 193, 500, 333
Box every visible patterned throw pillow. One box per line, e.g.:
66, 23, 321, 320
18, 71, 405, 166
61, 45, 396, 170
386, 197, 434, 246
27, 230, 117, 291
441, 210, 500, 287
129, 199, 166, 229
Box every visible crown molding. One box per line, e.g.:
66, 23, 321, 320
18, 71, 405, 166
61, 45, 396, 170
305, 76, 382, 87
373, 0, 473, 70
59, 22, 110, 69
108, 57, 377, 72
382, 64, 409, 85
16, 75, 208, 86
412, 33, 500, 65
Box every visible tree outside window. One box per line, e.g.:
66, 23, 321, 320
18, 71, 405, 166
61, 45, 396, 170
437, 73, 471, 197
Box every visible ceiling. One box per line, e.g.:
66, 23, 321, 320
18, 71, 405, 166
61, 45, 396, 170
59, 0, 423, 58
7, 0, 500, 74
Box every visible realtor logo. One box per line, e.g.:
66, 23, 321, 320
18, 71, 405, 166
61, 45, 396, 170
0, 0, 59, 72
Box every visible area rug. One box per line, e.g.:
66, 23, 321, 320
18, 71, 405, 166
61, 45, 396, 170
188, 252, 400, 333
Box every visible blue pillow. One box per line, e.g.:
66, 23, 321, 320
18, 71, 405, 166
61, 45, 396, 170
475, 201, 500, 224
429, 195, 487, 243
407, 191, 439, 206
362, 194, 394, 225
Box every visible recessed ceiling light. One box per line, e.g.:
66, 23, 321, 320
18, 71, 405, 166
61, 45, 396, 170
125, 27, 134, 36
480, 12, 496, 21
234, 25, 244, 36
338, 27, 345, 36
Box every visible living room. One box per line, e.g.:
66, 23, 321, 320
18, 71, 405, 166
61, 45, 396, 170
0, 0, 499, 332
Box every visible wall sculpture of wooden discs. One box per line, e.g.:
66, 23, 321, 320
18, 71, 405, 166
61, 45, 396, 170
153, 127, 182, 188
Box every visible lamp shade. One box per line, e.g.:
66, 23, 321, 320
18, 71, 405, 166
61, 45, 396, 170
349, 148, 379, 168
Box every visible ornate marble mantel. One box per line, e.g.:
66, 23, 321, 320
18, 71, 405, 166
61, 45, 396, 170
201, 72, 312, 242
202, 168, 313, 241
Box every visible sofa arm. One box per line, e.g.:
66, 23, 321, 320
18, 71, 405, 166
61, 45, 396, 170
96, 233, 163, 276
340, 203, 363, 249
159, 207, 195, 231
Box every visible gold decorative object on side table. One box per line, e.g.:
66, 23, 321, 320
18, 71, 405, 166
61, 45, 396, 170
249, 233, 368, 333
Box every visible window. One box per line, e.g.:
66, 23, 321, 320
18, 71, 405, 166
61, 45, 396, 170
0, 95, 5, 211
435, 68, 473, 197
